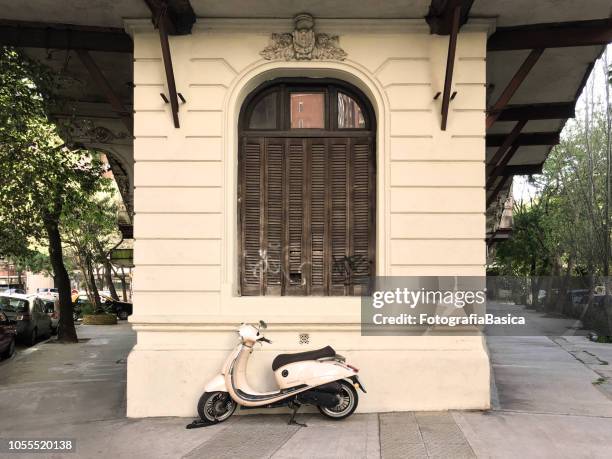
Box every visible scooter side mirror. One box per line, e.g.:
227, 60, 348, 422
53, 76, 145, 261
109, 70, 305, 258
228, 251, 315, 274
259, 320, 267, 330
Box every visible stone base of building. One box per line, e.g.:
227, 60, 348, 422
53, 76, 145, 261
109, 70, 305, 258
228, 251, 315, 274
126, 326, 490, 417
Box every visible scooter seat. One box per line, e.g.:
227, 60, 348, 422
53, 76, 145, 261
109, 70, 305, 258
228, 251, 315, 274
272, 346, 336, 371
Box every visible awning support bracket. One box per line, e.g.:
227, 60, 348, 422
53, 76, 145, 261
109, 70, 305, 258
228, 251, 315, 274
157, 11, 180, 128
440, 4, 461, 131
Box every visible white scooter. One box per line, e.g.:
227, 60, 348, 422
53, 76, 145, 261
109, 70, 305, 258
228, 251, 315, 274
193, 321, 365, 427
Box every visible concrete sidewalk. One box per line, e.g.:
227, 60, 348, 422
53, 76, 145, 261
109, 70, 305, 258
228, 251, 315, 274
1, 315, 612, 458
455, 335, 612, 458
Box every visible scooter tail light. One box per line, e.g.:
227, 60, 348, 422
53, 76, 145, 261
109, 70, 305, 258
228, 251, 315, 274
347, 364, 359, 372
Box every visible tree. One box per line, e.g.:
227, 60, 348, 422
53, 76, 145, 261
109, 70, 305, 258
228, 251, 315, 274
63, 192, 121, 312
492, 57, 612, 316
0, 47, 104, 342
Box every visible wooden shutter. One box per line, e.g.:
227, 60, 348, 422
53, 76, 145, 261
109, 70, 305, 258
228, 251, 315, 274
240, 138, 263, 296
330, 138, 349, 295
309, 139, 328, 295
239, 136, 374, 296
264, 139, 284, 295
350, 138, 373, 296
285, 139, 306, 295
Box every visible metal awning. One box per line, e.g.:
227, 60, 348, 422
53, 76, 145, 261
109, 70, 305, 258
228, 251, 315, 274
0, 0, 610, 236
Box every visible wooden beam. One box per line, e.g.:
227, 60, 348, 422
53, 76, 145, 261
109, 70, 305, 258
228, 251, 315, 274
75, 50, 133, 134
440, 5, 461, 130
488, 142, 521, 180
486, 49, 544, 128
0, 20, 132, 53
488, 19, 612, 51
502, 164, 544, 176
425, 0, 474, 35
497, 102, 575, 121
158, 16, 180, 128
144, 0, 196, 35
486, 132, 560, 147
575, 60, 597, 99
486, 121, 526, 175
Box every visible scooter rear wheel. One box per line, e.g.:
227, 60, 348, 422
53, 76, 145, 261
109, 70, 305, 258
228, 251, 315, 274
198, 391, 237, 423
317, 380, 358, 420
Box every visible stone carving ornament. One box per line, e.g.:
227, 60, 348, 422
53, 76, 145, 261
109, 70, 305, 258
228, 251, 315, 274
260, 14, 347, 61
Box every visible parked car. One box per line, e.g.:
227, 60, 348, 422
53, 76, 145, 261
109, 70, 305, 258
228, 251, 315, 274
36, 288, 59, 299
100, 295, 133, 320
0, 294, 18, 322
0, 311, 17, 360
1, 294, 52, 346
37, 295, 59, 335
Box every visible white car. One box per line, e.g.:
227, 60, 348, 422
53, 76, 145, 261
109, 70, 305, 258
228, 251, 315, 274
36, 288, 59, 298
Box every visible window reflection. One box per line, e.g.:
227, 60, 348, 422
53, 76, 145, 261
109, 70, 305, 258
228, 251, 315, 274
290, 93, 324, 129
249, 92, 277, 129
338, 92, 365, 129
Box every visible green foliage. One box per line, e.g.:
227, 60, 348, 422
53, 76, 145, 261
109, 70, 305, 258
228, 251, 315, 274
63, 191, 120, 259
0, 47, 114, 341
78, 301, 95, 316
0, 47, 105, 252
493, 107, 611, 278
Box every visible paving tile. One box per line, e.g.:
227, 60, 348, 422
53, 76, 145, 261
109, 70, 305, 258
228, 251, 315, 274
379, 412, 427, 459
380, 412, 422, 443
414, 411, 455, 424
380, 411, 418, 424
272, 414, 379, 459
382, 441, 428, 459
425, 440, 476, 458
419, 423, 468, 444
183, 415, 300, 459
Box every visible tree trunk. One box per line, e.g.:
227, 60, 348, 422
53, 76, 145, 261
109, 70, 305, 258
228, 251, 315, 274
96, 242, 120, 301
95, 264, 103, 290
86, 255, 103, 313
113, 265, 128, 302
103, 261, 119, 300
44, 218, 77, 343
557, 253, 575, 315
544, 257, 561, 312
529, 257, 538, 308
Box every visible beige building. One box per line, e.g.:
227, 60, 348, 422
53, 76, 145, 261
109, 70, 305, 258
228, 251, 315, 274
0, 0, 609, 417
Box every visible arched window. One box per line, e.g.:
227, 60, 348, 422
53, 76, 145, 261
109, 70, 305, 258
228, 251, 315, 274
238, 79, 376, 296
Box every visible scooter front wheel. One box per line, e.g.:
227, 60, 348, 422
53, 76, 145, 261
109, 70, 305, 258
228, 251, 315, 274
197, 391, 237, 423
317, 380, 359, 420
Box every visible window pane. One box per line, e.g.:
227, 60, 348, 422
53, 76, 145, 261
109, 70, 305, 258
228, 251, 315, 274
249, 92, 277, 129
338, 92, 365, 128
291, 93, 324, 129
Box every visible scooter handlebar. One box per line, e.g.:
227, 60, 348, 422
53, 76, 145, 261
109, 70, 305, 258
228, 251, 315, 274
257, 336, 272, 344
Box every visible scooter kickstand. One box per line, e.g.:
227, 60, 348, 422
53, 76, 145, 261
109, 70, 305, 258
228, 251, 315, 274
288, 403, 307, 427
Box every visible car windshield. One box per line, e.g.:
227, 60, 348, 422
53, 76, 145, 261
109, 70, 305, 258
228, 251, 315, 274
43, 301, 55, 313
0, 297, 24, 312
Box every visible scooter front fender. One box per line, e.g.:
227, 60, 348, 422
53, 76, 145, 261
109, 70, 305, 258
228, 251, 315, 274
204, 373, 227, 393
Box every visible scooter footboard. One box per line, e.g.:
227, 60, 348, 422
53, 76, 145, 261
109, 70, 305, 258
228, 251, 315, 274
204, 374, 227, 392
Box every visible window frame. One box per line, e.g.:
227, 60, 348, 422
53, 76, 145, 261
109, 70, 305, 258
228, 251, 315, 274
238, 78, 376, 297
241, 78, 373, 136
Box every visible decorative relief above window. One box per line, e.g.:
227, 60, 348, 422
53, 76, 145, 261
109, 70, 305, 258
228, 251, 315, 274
260, 13, 347, 61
